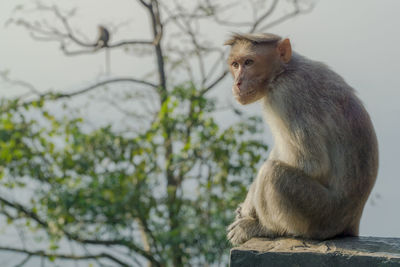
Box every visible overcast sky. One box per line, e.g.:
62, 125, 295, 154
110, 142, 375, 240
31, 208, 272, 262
0, 0, 400, 247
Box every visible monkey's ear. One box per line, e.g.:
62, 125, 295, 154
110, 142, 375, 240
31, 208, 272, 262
277, 38, 292, 63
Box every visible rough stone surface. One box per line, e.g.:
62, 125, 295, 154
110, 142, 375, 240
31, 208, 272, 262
230, 237, 400, 266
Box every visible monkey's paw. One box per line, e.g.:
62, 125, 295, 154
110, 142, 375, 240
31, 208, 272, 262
227, 217, 258, 245
235, 205, 243, 219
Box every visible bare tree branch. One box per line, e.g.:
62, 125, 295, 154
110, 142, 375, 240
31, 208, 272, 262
161, 1, 208, 86
138, 0, 151, 8
1, 72, 158, 105
250, 0, 279, 32
202, 48, 228, 87
201, 70, 229, 95
12, 3, 156, 57
258, 1, 315, 32
209, 1, 258, 27
0, 245, 130, 267
0, 70, 41, 96
55, 78, 158, 98
13, 254, 32, 267
139, 0, 166, 96
51, 5, 92, 48
59, 40, 155, 56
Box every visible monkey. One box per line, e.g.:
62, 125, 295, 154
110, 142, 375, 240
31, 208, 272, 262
224, 33, 378, 245
95, 25, 110, 48
95, 25, 111, 75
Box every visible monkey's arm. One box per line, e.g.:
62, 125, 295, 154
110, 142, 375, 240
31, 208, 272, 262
280, 110, 332, 181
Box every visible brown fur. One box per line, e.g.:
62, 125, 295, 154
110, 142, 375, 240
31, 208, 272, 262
225, 33, 378, 245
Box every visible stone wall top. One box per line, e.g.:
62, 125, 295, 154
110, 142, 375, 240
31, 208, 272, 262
230, 237, 400, 267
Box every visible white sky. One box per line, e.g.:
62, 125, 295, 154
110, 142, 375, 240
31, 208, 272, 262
0, 0, 400, 256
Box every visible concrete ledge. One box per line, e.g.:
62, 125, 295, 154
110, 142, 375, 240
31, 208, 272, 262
230, 237, 400, 267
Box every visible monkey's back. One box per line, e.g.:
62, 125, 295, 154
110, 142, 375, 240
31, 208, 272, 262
266, 52, 378, 202
263, 53, 378, 237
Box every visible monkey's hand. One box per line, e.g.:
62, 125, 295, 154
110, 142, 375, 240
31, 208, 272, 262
227, 217, 265, 245
235, 205, 243, 219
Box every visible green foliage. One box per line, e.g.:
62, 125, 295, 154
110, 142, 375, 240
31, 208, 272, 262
0, 84, 268, 266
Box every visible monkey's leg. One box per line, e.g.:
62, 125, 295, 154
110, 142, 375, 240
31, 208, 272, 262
255, 160, 340, 239
235, 181, 257, 219
227, 174, 275, 245
227, 216, 272, 245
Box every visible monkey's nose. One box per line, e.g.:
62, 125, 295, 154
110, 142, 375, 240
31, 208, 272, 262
236, 81, 242, 88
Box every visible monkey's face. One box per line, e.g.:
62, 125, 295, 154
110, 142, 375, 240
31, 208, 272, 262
228, 43, 277, 105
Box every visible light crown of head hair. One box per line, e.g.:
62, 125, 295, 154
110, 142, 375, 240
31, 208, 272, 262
224, 33, 282, 46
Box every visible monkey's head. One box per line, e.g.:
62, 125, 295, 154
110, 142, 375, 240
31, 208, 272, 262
225, 33, 292, 105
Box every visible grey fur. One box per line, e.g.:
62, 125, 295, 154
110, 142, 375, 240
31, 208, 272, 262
226, 37, 379, 245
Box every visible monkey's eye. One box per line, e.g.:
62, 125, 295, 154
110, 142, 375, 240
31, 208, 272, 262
244, 59, 254, 66
231, 62, 239, 68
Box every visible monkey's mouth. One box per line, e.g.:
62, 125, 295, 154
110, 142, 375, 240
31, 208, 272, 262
233, 86, 257, 97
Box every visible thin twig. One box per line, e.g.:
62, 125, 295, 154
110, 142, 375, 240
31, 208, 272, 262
249, 0, 279, 32
200, 70, 229, 95
13, 255, 32, 267
55, 78, 158, 98
258, 2, 315, 31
